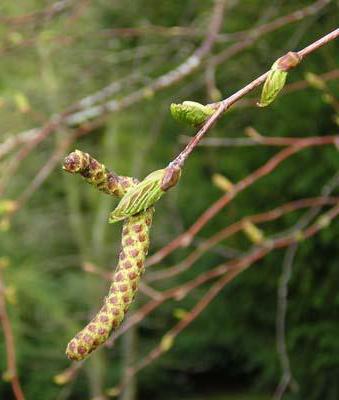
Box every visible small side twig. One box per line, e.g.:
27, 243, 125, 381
273, 244, 299, 400
109, 202, 339, 394
148, 135, 339, 266
0, 271, 25, 400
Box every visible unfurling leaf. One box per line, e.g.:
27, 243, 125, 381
109, 169, 167, 223
258, 52, 301, 107
170, 101, 214, 127
257, 62, 288, 107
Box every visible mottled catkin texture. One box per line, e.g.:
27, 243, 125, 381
66, 207, 154, 361
63, 149, 138, 197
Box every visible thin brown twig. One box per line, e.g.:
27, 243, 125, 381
106, 196, 339, 347
3, 0, 331, 183
111, 203, 339, 394
148, 135, 339, 266
171, 29, 339, 169
0, 0, 72, 26
180, 123, 339, 147
0, 0, 225, 198
65, 0, 226, 126
0, 271, 25, 400
273, 244, 299, 400
9, 119, 104, 214
100, 0, 330, 43
146, 196, 339, 282
0, 117, 64, 196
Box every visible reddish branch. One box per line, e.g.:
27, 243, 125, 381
114, 198, 338, 338
11, 119, 105, 213
0, 4, 336, 399
1, 3, 334, 200
146, 196, 339, 282
148, 134, 339, 266
0, 117, 64, 196
108, 202, 339, 393
100, 0, 330, 43
0, 0, 72, 26
171, 28, 339, 168
0, 0, 225, 198
0, 272, 25, 400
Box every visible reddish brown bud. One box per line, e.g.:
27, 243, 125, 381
276, 51, 302, 71
161, 165, 182, 191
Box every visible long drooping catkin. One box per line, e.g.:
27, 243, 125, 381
63, 150, 155, 361
63, 149, 179, 361
66, 207, 154, 361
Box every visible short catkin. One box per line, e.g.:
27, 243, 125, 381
63, 149, 138, 197
66, 206, 154, 361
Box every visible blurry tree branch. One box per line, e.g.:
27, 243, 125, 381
0, 270, 25, 400
0, 4, 338, 397
0, 2, 335, 205
103, 196, 339, 350
0, 0, 73, 26
107, 200, 339, 395
274, 243, 299, 400
147, 134, 339, 266
146, 195, 339, 283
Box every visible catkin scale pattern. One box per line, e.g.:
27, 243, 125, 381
63, 149, 138, 197
66, 207, 154, 361
63, 150, 156, 361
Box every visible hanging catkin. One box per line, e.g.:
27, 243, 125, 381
63, 150, 154, 360
63, 149, 180, 360
66, 207, 154, 361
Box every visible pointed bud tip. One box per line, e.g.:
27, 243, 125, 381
161, 166, 181, 191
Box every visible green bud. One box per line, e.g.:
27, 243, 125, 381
109, 169, 166, 223
170, 101, 214, 127
257, 62, 288, 107
160, 333, 174, 352
258, 52, 301, 108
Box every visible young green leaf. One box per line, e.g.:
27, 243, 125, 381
109, 169, 167, 223
257, 62, 288, 107
258, 52, 301, 108
170, 101, 214, 126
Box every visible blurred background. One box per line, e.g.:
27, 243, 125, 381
0, 1, 338, 399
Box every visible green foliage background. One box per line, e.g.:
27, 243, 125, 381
0, 1, 338, 399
